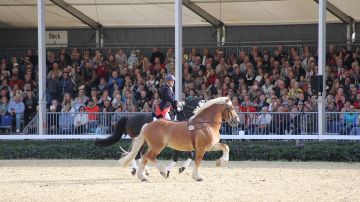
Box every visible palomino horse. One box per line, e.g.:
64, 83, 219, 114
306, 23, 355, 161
95, 97, 205, 176
119, 97, 240, 181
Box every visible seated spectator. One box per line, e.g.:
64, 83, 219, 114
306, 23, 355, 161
129, 105, 138, 112
74, 106, 88, 134
0, 96, 9, 116
0, 79, 12, 94
141, 102, 152, 112
73, 87, 89, 111
97, 77, 109, 95
98, 90, 112, 105
47, 62, 62, 79
111, 94, 122, 109
8, 95, 25, 133
135, 89, 149, 110
108, 71, 123, 95
62, 93, 74, 107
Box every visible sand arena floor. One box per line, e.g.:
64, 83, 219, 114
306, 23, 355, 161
0, 160, 359, 202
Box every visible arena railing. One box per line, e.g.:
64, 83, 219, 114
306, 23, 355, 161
1, 111, 360, 140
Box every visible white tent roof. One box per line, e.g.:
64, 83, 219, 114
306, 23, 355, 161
0, 0, 358, 28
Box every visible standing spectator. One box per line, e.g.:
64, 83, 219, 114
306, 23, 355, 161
85, 99, 99, 133
59, 71, 74, 98
46, 71, 60, 102
74, 106, 88, 134
128, 50, 139, 70
256, 106, 272, 134
23, 91, 37, 126
8, 95, 25, 133
96, 61, 107, 79
150, 47, 164, 65
47, 105, 59, 134
115, 48, 127, 66
59, 102, 75, 134
69, 65, 85, 93
83, 62, 97, 94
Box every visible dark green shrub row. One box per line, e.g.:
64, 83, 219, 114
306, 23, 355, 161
0, 140, 359, 161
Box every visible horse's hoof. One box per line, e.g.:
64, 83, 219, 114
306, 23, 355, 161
166, 171, 170, 178
196, 178, 204, 182
141, 178, 148, 182
131, 168, 137, 176
160, 172, 167, 178
179, 167, 185, 174
145, 172, 150, 176
216, 159, 221, 167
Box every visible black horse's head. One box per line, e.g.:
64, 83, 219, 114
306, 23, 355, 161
177, 97, 205, 121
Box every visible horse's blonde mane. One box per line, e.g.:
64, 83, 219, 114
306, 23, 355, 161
191, 97, 229, 119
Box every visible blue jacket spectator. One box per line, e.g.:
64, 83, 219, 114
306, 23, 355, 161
8, 95, 25, 132
108, 71, 124, 95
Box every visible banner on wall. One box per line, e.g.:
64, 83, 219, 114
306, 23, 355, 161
45, 31, 68, 47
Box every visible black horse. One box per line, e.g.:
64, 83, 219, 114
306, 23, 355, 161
95, 97, 204, 176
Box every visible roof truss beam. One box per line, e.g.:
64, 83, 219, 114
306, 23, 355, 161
182, 0, 224, 28
314, 0, 354, 24
49, 0, 102, 30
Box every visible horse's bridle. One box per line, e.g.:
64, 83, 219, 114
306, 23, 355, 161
224, 104, 238, 126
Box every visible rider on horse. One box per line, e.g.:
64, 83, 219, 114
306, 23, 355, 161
156, 74, 178, 119
156, 74, 192, 176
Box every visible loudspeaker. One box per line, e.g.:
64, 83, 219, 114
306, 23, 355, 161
311, 75, 323, 95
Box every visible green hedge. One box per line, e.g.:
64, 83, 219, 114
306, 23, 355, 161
0, 140, 360, 162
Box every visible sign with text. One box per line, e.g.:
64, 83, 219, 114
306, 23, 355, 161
45, 31, 68, 47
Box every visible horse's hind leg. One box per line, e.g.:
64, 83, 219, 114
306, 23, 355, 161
192, 148, 206, 181
137, 155, 149, 181
208, 143, 230, 167
146, 147, 167, 178
134, 145, 150, 176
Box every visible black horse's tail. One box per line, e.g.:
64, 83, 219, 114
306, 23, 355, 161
94, 116, 128, 147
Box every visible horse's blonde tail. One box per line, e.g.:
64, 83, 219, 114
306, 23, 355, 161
118, 123, 147, 167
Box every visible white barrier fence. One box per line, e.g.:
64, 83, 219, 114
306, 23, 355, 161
1, 112, 360, 140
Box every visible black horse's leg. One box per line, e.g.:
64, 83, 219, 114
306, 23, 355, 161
179, 151, 193, 174
166, 150, 180, 178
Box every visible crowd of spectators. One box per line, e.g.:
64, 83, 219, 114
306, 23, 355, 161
0, 44, 360, 134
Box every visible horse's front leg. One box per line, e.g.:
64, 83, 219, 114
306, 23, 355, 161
208, 143, 230, 167
192, 148, 206, 181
